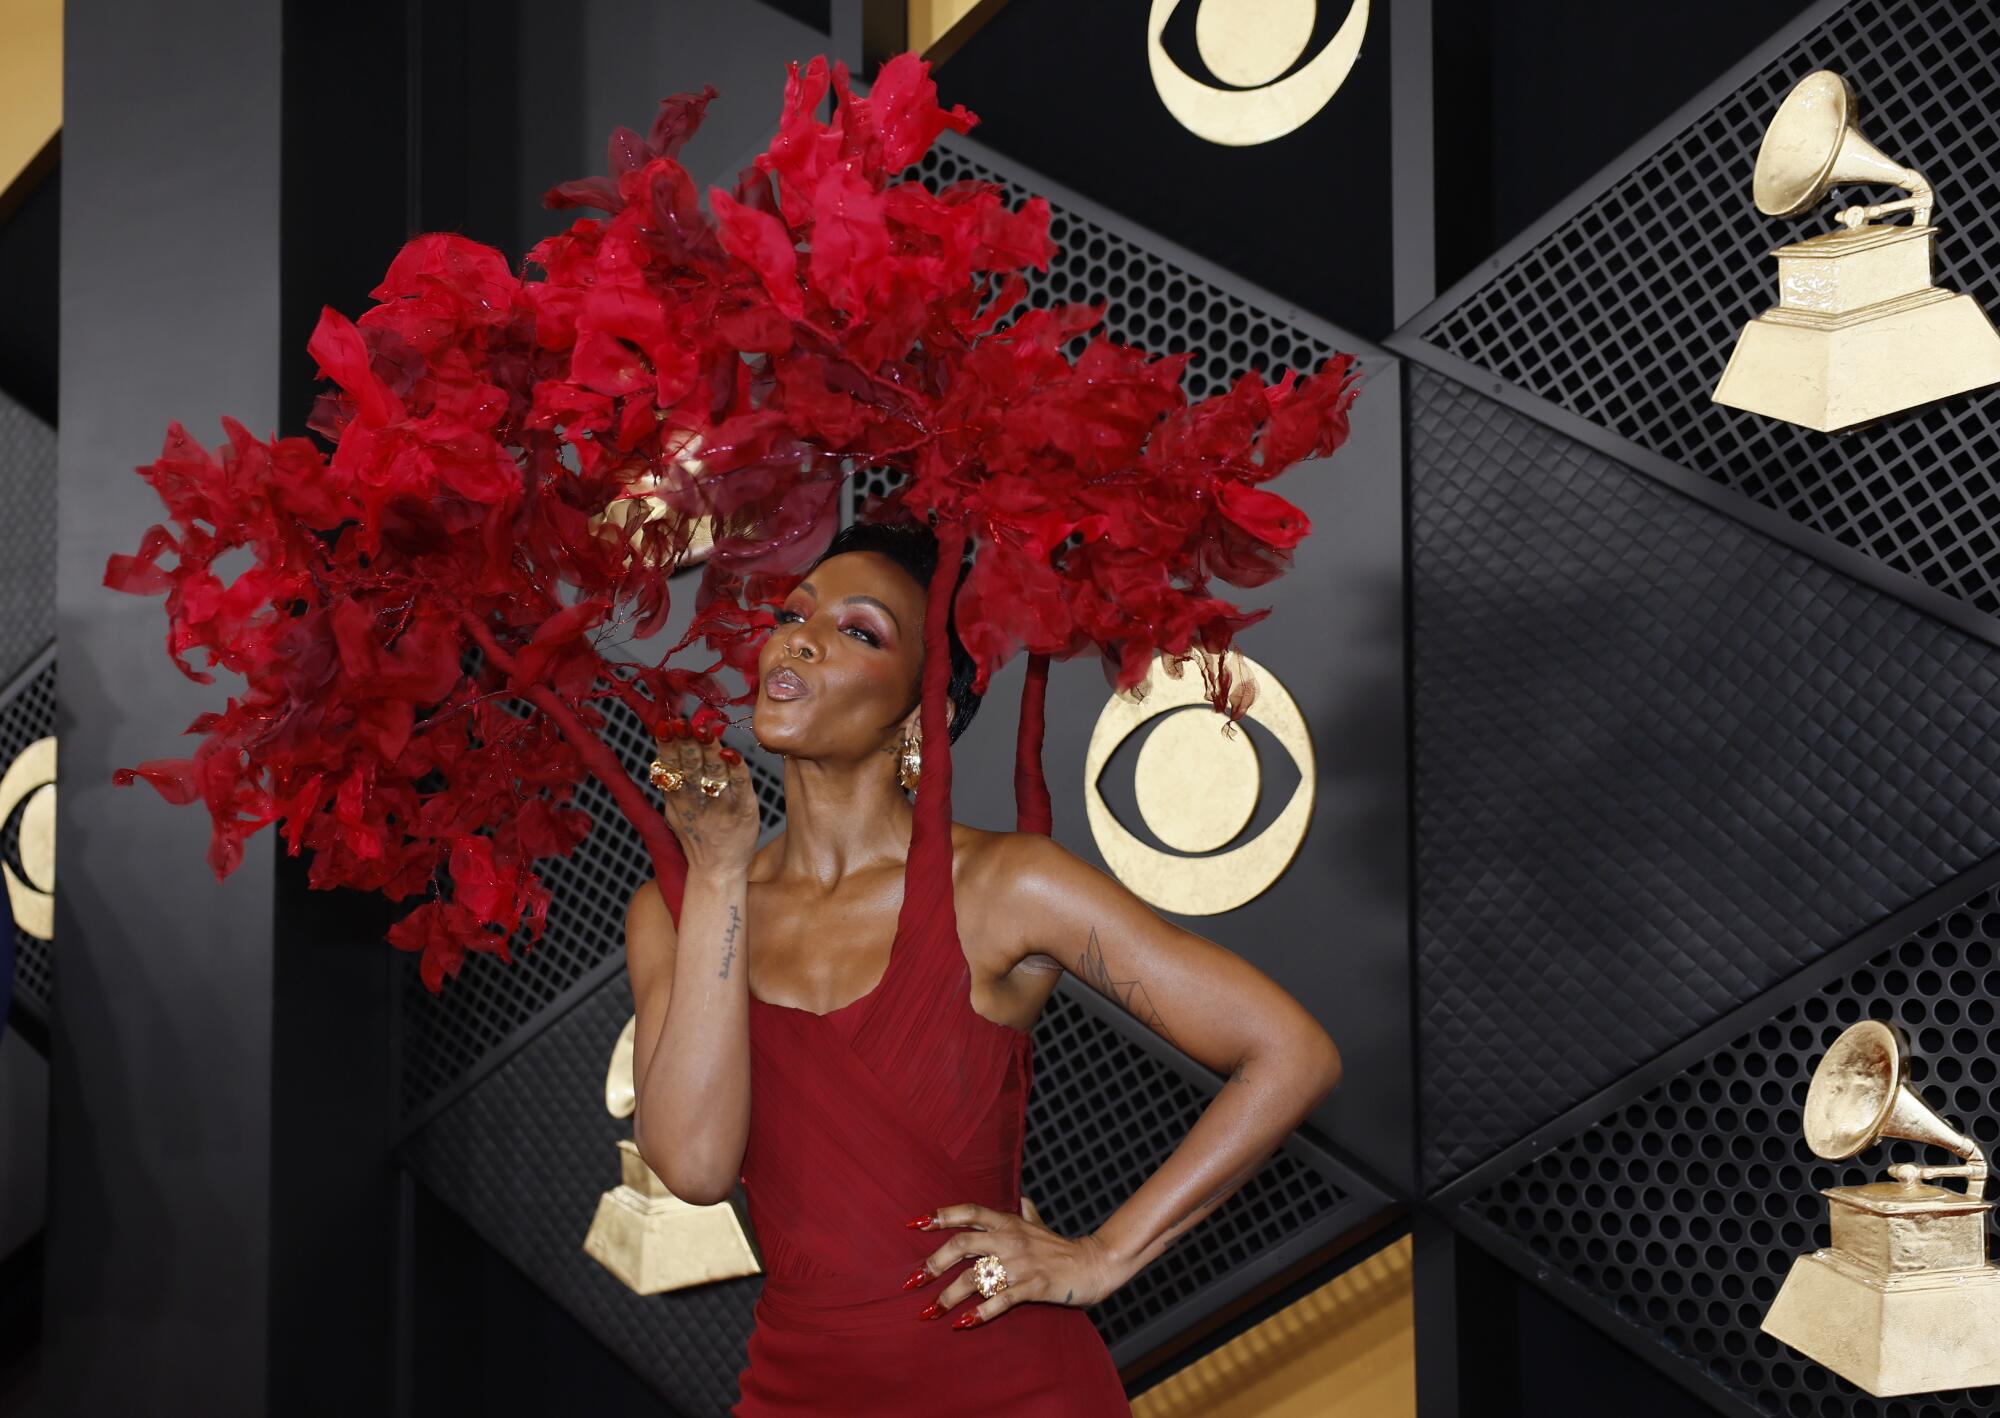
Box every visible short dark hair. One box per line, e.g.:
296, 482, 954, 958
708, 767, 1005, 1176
809, 518, 982, 744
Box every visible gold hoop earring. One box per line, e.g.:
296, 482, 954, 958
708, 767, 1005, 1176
898, 724, 922, 792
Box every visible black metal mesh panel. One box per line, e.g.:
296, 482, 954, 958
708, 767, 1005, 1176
0, 392, 54, 687
846, 137, 1346, 526
1416, 0, 2000, 616
849, 463, 907, 514
401, 971, 758, 1415
1023, 987, 1352, 1352
398, 707, 784, 1116
0, 659, 55, 1023
1410, 365, 2000, 1187
404, 965, 1359, 1406
916, 138, 1342, 402
1465, 878, 2000, 1418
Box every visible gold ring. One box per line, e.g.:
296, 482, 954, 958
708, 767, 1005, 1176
971, 1254, 1009, 1298
698, 775, 728, 798
649, 760, 685, 793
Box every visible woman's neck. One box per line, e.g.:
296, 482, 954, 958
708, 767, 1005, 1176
772, 751, 914, 887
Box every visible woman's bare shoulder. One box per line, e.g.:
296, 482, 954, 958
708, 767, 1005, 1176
948, 823, 1085, 894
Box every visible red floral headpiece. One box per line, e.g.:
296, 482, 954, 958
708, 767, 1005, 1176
103, 53, 1361, 991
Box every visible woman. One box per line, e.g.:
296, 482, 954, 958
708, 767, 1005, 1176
624, 519, 1342, 1414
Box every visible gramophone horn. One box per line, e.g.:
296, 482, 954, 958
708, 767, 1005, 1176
1804, 1019, 1976, 1164
1753, 70, 1931, 225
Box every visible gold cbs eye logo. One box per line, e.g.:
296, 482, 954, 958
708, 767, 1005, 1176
1147, 0, 1372, 147
1, 736, 56, 942
1084, 656, 1313, 916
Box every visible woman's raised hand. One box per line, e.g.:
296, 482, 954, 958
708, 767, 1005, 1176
650, 715, 759, 879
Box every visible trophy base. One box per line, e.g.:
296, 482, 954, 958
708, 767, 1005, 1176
1711, 287, 2000, 432
1761, 1247, 2000, 1395
582, 1143, 762, 1295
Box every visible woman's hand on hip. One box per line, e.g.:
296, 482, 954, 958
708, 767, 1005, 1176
650, 717, 758, 878
901, 1202, 1130, 1329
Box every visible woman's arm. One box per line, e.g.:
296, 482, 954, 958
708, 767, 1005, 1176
907, 831, 1340, 1320
623, 728, 760, 1207
1013, 833, 1341, 1286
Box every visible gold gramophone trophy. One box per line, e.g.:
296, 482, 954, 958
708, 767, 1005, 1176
1760, 1019, 2000, 1394
581, 1015, 763, 1294
586, 428, 717, 568
1711, 70, 2000, 432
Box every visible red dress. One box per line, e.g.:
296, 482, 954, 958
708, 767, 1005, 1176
665, 789, 1130, 1414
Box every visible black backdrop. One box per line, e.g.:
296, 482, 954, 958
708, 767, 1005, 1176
43, 1, 2000, 1416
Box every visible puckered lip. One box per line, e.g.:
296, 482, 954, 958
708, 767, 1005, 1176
764, 665, 810, 700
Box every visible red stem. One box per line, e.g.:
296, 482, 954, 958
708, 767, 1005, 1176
463, 616, 689, 911
1014, 652, 1052, 835
888, 521, 966, 948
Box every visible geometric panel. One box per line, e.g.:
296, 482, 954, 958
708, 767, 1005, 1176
402, 964, 1380, 1407
0, 654, 54, 1027
1411, 365, 2000, 1187
853, 134, 1359, 515
0, 390, 54, 687
1462, 873, 2000, 1418
915, 136, 1347, 402
400, 971, 758, 1416
1418, 0, 2000, 618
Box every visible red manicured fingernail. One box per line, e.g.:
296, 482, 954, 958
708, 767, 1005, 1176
669, 718, 689, 739
900, 1265, 932, 1291
903, 1213, 934, 1230
916, 1300, 944, 1320
719, 746, 741, 764
951, 1310, 985, 1330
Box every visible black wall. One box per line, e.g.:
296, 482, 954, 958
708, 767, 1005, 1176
39, 2, 1992, 1417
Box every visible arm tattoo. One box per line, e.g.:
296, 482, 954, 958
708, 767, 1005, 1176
717, 904, 740, 980
1075, 927, 1181, 1048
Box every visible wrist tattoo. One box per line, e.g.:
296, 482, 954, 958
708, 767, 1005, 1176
717, 904, 740, 979
1076, 927, 1180, 1048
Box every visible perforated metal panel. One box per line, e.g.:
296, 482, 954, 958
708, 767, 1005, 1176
403, 964, 1371, 1404
1464, 879, 2000, 1418
0, 656, 54, 1024
0, 392, 54, 688
1415, 0, 2000, 619
920, 137, 1342, 400
401, 972, 759, 1416
848, 137, 1347, 521
1409, 364, 2000, 1187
